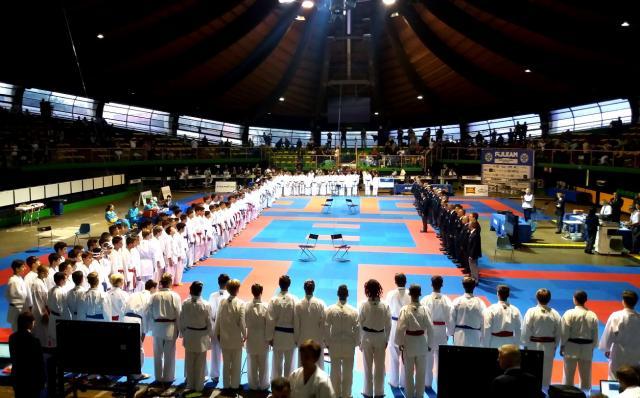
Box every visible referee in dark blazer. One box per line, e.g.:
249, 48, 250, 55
9, 311, 46, 398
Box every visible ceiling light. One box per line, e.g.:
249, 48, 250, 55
524, 68, 532, 73
417, 95, 423, 100
295, 15, 306, 21
382, 0, 396, 5
621, 21, 630, 27
390, 11, 400, 18
374, 112, 379, 116
96, 33, 104, 39
301, 0, 315, 9
279, 97, 285, 102
279, 0, 295, 3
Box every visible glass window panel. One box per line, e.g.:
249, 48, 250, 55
0, 82, 16, 110
22, 88, 52, 114
513, 114, 542, 137
599, 99, 632, 125
571, 103, 602, 131
549, 108, 574, 134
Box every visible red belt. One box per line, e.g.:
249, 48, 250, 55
112, 316, 119, 321
433, 321, 446, 326
406, 330, 425, 336
530, 336, 555, 343
128, 268, 138, 289
492, 331, 514, 337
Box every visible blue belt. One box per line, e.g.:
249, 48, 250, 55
392, 316, 398, 321
275, 326, 294, 333
125, 312, 142, 320
455, 324, 481, 331
50, 310, 61, 317
86, 313, 104, 320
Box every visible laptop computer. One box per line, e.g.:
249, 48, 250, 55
601, 380, 621, 397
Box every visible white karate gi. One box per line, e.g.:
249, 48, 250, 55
268, 291, 299, 379
26, 277, 49, 345
289, 365, 336, 398
371, 176, 380, 196
421, 292, 453, 388
107, 287, 129, 322
358, 299, 391, 397
147, 288, 181, 383
66, 285, 87, 320
47, 285, 70, 347
363, 172, 372, 196
451, 293, 486, 347
138, 238, 155, 284
325, 300, 359, 398
24, 271, 38, 290
5, 274, 28, 332
78, 287, 111, 321
561, 305, 598, 391
149, 237, 166, 281
395, 302, 434, 398
180, 295, 213, 392
208, 288, 229, 380
295, 295, 327, 369
522, 304, 562, 387
215, 296, 246, 389
245, 298, 270, 390
483, 300, 522, 349
385, 287, 411, 388
124, 290, 152, 367
126, 247, 142, 292
599, 308, 640, 380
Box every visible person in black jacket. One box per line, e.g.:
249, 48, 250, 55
555, 192, 566, 234
610, 192, 624, 223
491, 344, 542, 398
468, 221, 482, 282
584, 208, 599, 254
9, 311, 46, 398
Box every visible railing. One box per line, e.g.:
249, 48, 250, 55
435, 146, 640, 168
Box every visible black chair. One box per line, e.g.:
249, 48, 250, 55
298, 234, 319, 261
331, 234, 351, 262
37, 226, 53, 247
345, 198, 359, 214
74, 223, 91, 245
322, 198, 333, 214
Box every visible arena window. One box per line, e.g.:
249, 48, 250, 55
249, 127, 312, 146
177, 116, 242, 145
0, 82, 16, 110
22, 88, 96, 120
411, 124, 461, 142
549, 98, 631, 133
467, 114, 541, 138
103, 102, 170, 134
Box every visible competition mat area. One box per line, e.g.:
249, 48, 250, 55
0, 194, 636, 396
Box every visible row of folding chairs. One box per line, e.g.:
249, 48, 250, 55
321, 198, 359, 214
299, 233, 351, 262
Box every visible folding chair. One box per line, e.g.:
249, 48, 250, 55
322, 198, 333, 214
331, 234, 351, 262
37, 226, 53, 247
298, 234, 319, 262
74, 223, 91, 245
345, 199, 359, 214
494, 235, 514, 261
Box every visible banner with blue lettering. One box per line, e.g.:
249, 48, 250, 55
481, 149, 534, 192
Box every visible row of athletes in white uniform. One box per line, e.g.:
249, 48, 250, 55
269, 170, 382, 197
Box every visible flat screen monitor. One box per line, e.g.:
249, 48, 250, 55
56, 320, 141, 375
600, 380, 620, 397
438, 345, 543, 398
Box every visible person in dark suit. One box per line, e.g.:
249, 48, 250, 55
555, 192, 566, 234
610, 192, 624, 223
9, 311, 46, 398
467, 221, 482, 282
491, 344, 542, 398
584, 208, 599, 254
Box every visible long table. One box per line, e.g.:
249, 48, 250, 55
490, 213, 532, 243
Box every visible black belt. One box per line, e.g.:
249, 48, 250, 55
50, 310, 61, 316
9, 303, 16, 307
86, 313, 104, 320
187, 326, 208, 331
154, 318, 176, 323
275, 326, 294, 333
455, 324, 481, 331
568, 338, 593, 345
363, 326, 384, 333
125, 312, 143, 320
391, 316, 398, 321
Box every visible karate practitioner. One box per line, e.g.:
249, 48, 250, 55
324, 284, 359, 398
599, 290, 640, 380
483, 285, 522, 349
138, 230, 156, 286
47, 272, 70, 348
371, 172, 380, 196
107, 273, 129, 322
395, 284, 434, 398
25, 265, 50, 345
386, 273, 410, 389
5, 260, 28, 332
561, 290, 598, 393
148, 273, 181, 384
65, 271, 86, 320
295, 280, 326, 369
24, 256, 40, 287
125, 236, 141, 292
173, 223, 187, 285
151, 226, 167, 281
78, 272, 110, 321
451, 277, 486, 347
215, 279, 246, 392
358, 279, 391, 398
421, 275, 453, 390
268, 275, 299, 379
180, 281, 213, 393
363, 171, 372, 196
522, 288, 562, 388
245, 283, 270, 391
208, 273, 230, 383
288, 339, 336, 398
124, 279, 157, 371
